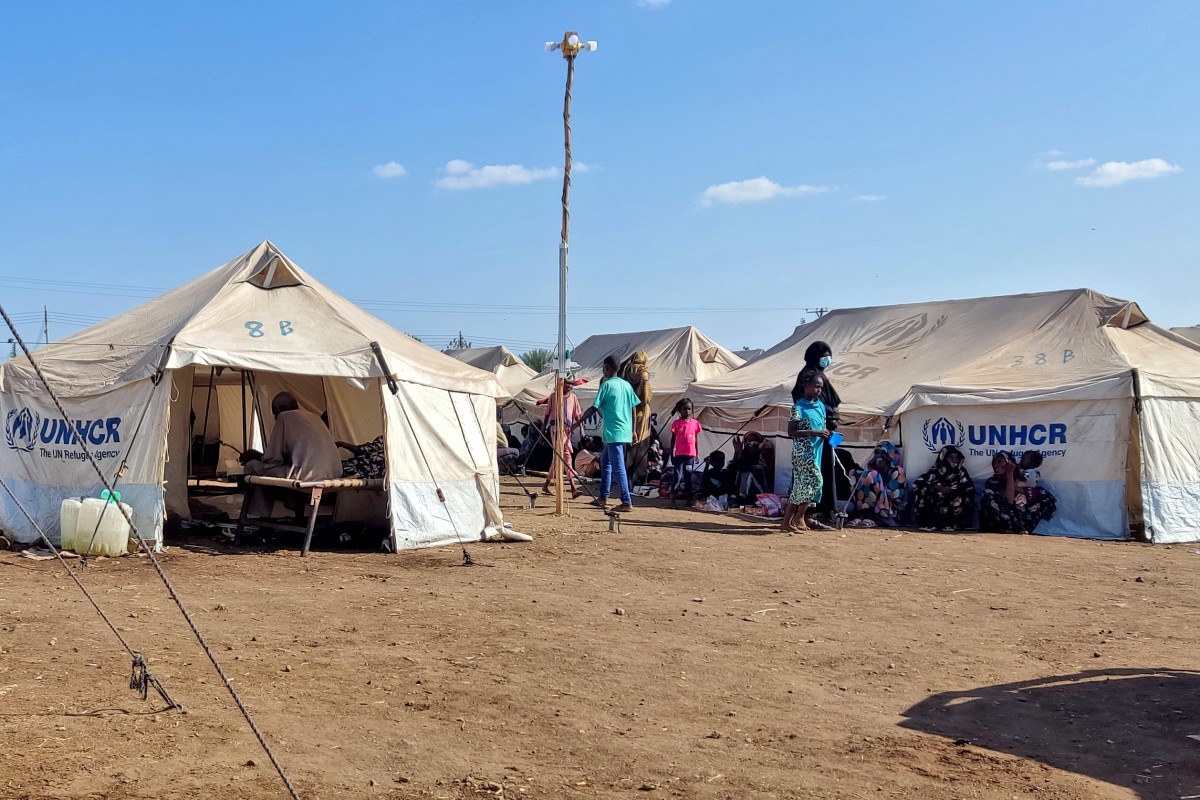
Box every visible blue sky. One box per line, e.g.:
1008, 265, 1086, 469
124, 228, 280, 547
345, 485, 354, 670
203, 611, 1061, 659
2, 1, 1197, 356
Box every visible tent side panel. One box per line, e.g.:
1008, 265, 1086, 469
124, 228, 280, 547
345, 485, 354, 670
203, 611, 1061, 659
165, 368, 194, 520
899, 399, 1132, 539
1139, 398, 1200, 543
383, 383, 502, 550
0, 378, 170, 546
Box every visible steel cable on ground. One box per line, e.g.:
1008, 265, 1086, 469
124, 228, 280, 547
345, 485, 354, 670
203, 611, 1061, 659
0, 305, 302, 800
0, 477, 178, 709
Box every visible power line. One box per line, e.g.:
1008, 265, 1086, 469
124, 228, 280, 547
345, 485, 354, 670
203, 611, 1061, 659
2, 277, 810, 316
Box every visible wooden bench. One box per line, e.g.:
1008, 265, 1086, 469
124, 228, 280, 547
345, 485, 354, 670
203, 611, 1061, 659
236, 476, 386, 556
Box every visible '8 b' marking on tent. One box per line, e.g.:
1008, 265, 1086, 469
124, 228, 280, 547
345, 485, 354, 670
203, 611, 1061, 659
244, 321, 295, 338
1012, 349, 1074, 366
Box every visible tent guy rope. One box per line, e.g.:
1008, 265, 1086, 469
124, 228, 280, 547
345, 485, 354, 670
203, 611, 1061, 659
0, 476, 178, 710
0, 303, 303, 800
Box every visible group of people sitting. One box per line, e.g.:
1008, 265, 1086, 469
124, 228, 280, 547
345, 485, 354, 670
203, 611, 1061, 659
774, 340, 1058, 534
836, 442, 1057, 534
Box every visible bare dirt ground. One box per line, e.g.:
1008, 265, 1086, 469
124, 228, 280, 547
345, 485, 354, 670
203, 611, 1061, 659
2, 478, 1198, 800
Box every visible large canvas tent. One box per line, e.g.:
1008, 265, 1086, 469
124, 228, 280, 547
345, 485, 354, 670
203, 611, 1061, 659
444, 346, 536, 397
0, 241, 508, 551
509, 326, 744, 429
689, 289, 1200, 543
1172, 326, 1200, 345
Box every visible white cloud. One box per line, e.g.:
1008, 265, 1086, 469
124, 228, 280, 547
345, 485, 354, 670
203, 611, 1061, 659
698, 177, 832, 207
435, 159, 559, 190
1075, 158, 1182, 187
1045, 157, 1096, 171
1042, 149, 1066, 157
636, 0, 671, 7
372, 161, 408, 179
853, 194, 887, 203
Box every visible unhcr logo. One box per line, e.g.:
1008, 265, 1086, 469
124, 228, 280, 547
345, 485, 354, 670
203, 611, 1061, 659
4, 408, 123, 453
5, 408, 40, 452
923, 416, 964, 452
922, 415, 1070, 454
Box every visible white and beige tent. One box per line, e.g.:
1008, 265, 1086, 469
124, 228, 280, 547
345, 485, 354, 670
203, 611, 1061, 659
444, 346, 536, 397
690, 289, 1200, 543
0, 241, 508, 551
509, 326, 744, 428
1171, 325, 1200, 345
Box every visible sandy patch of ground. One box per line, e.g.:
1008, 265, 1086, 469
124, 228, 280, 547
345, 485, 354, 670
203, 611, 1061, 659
1, 479, 1197, 799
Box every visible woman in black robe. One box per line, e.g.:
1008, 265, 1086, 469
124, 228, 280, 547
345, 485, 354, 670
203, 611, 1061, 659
800, 341, 842, 529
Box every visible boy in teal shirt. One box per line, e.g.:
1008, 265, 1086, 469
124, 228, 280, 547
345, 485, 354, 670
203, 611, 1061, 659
573, 356, 640, 512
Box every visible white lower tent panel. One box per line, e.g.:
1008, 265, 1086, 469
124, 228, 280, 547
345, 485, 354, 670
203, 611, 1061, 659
389, 477, 504, 551
1138, 397, 1200, 543
0, 476, 165, 548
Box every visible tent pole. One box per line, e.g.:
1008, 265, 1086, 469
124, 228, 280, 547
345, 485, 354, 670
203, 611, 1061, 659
240, 369, 248, 452
199, 368, 215, 477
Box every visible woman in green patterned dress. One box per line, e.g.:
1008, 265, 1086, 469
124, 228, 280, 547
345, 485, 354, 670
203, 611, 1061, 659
781, 368, 831, 533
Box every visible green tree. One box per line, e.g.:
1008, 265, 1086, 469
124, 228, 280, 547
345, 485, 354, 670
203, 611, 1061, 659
521, 348, 555, 373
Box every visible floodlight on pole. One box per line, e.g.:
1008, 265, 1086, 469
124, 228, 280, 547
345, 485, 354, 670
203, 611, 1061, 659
546, 29, 597, 516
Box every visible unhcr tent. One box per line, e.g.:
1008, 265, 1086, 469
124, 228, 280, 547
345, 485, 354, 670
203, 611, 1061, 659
690, 289, 1200, 543
509, 326, 744, 429
0, 241, 508, 551
444, 346, 536, 397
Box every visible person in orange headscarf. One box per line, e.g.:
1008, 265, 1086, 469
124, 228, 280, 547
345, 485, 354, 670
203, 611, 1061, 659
539, 379, 583, 498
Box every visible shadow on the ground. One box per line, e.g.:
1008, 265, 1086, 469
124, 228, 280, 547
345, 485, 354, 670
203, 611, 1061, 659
899, 668, 1200, 800
615, 517, 779, 536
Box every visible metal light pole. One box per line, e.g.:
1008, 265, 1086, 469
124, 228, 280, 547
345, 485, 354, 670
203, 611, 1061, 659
545, 31, 597, 515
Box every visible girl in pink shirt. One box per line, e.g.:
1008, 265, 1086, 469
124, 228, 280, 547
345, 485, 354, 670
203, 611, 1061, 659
668, 399, 703, 505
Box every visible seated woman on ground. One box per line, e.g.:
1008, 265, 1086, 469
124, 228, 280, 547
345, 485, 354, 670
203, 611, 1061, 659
845, 441, 907, 528
574, 436, 602, 479
731, 431, 770, 503
911, 445, 976, 531
979, 451, 1057, 534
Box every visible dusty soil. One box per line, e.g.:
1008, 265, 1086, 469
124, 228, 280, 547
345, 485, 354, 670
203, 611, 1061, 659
1, 478, 1198, 800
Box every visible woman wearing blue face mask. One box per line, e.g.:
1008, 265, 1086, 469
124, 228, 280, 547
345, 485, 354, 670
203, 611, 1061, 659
799, 341, 842, 528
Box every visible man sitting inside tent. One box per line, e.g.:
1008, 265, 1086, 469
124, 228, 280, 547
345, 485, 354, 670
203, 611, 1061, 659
239, 392, 343, 517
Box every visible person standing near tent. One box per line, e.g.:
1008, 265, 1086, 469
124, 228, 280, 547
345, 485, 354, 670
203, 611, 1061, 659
540, 379, 583, 498
573, 356, 640, 513
781, 368, 831, 533
667, 398, 702, 506
801, 341, 842, 530
240, 392, 342, 517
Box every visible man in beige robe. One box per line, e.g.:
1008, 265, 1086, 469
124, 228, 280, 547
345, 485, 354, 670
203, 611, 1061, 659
240, 392, 342, 517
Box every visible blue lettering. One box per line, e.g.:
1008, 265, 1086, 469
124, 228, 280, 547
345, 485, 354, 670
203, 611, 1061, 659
988, 425, 1006, 446
55, 421, 76, 445
279, 321, 294, 336
1028, 424, 1047, 446
86, 420, 106, 446
1009, 426, 1028, 447
968, 425, 985, 446
1063, 349, 1074, 363
35, 417, 121, 446
1049, 423, 1067, 444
